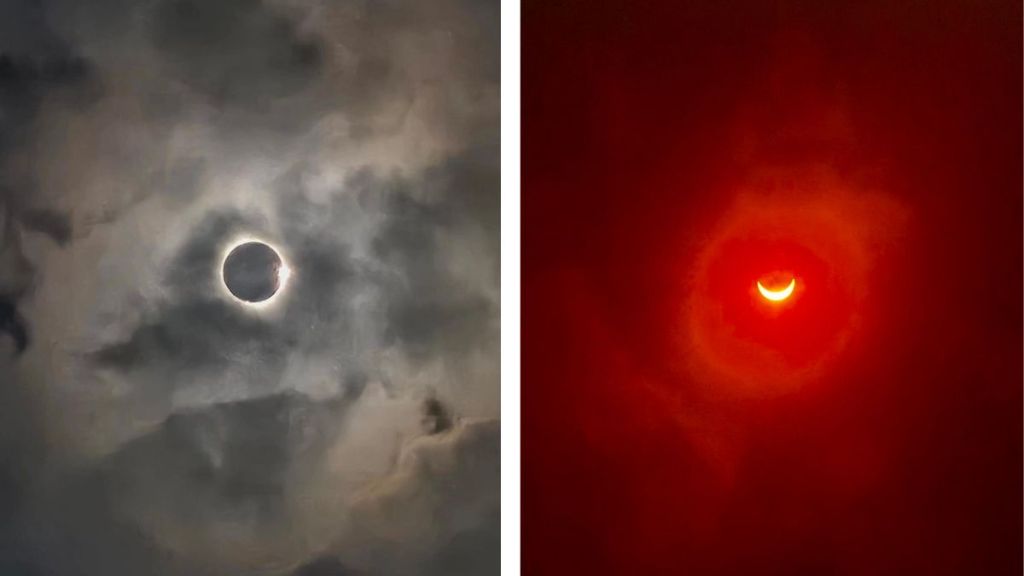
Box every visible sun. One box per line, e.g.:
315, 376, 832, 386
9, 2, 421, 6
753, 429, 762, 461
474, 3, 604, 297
756, 277, 796, 302
219, 237, 293, 309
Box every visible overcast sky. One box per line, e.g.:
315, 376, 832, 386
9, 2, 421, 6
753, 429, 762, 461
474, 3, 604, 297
0, 1, 499, 574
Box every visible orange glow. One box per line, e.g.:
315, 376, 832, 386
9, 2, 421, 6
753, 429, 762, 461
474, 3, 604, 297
680, 178, 909, 398
757, 278, 795, 302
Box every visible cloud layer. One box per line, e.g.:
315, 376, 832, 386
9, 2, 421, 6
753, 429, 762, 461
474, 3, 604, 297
0, 1, 499, 574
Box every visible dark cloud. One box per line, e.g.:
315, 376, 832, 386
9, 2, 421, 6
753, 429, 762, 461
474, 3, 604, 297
0, 299, 29, 354
0, 39, 92, 156
0, 0, 498, 574
20, 208, 72, 246
152, 0, 323, 109
92, 299, 283, 372
0, 1, 96, 358
99, 393, 353, 538
374, 143, 500, 361
0, 243, 30, 356
90, 212, 281, 374
422, 396, 453, 435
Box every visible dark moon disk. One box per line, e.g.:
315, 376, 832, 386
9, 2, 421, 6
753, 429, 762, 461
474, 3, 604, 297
222, 241, 285, 303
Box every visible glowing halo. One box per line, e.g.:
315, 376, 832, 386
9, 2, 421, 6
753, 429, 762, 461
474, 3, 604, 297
218, 237, 293, 309
679, 182, 909, 398
756, 278, 795, 302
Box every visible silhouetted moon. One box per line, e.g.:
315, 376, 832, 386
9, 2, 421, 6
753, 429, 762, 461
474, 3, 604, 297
222, 241, 290, 303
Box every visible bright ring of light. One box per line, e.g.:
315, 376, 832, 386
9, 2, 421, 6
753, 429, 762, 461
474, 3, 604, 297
219, 237, 292, 309
757, 278, 796, 302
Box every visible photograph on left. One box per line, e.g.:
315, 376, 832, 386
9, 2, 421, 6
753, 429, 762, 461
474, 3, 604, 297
0, 1, 500, 575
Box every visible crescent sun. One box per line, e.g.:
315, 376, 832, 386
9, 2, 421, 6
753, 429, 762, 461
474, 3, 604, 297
757, 278, 796, 302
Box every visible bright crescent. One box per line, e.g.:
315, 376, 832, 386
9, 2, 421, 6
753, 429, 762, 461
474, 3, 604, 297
757, 278, 795, 302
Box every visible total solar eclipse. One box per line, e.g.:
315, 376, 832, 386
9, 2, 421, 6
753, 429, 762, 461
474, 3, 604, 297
222, 241, 291, 304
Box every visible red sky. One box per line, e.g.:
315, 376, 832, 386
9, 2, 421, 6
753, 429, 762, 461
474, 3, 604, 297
523, 1, 1022, 574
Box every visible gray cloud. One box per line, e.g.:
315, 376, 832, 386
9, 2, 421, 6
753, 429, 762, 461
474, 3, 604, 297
292, 557, 363, 576
0, 0, 498, 574
322, 419, 500, 576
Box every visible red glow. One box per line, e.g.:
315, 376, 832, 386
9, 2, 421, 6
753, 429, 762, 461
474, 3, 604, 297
682, 185, 906, 396
524, 0, 1022, 573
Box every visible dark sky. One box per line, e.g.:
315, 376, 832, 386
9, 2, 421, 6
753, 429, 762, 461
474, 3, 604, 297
524, 1, 1021, 574
0, 1, 499, 575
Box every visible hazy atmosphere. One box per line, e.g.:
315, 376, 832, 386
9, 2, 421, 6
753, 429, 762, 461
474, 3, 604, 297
0, 1, 499, 574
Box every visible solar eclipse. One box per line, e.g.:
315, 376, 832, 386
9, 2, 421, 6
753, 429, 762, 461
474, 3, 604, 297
221, 240, 291, 305
756, 277, 796, 302
682, 186, 907, 396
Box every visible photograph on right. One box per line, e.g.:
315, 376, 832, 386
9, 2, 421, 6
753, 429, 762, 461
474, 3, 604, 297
523, 1, 1021, 574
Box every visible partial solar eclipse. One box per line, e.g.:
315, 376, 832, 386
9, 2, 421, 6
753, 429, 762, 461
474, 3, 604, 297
757, 278, 796, 302
222, 241, 291, 305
